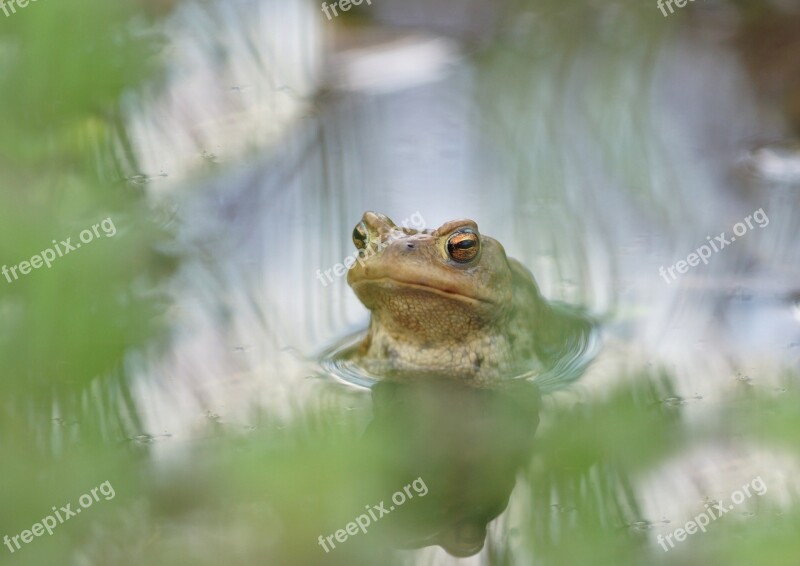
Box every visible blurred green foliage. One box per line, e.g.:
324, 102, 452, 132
0, 1, 173, 563
0, 0, 172, 407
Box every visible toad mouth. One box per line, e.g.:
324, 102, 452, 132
352, 277, 494, 305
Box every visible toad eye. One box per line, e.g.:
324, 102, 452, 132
446, 229, 480, 263
353, 222, 368, 250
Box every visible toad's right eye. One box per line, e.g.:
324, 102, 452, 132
446, 229, 480, 263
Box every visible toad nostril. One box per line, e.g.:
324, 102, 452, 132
406, 242, 415, 250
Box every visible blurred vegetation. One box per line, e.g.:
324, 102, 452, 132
0, 0, 174, 400
54, 370, 799, 566
0, 0, 175, 563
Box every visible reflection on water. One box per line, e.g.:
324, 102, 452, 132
363, 380, 540, 556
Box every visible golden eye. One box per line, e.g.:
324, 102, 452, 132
447, 229, 480, 263
353, 222, 368, 250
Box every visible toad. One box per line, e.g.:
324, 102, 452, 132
346, 212, 589, 386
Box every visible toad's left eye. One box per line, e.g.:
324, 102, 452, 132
353, 222, 368, 250
446, 230, 480, 263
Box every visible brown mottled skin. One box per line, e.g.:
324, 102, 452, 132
347, 212, 565, 386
